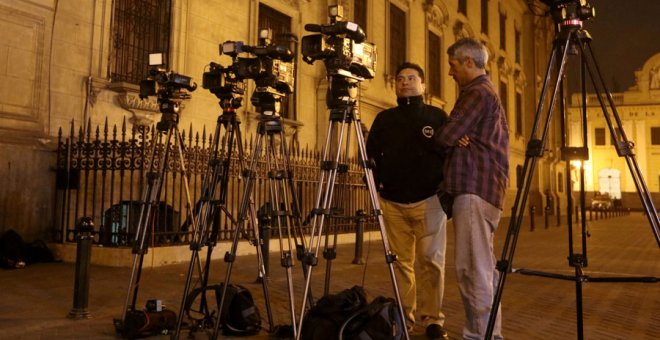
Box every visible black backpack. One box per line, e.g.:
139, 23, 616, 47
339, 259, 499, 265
185, 283, 261, 336
300, 285, 368, 340
0, 229, 26, 269
340, 296, 404, 340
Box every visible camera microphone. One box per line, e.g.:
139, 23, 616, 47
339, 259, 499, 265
304, 22, 366, 43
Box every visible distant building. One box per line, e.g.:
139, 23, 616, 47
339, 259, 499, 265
567, 52, 660, 208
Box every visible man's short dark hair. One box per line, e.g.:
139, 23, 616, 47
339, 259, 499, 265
396, 62, 425, 83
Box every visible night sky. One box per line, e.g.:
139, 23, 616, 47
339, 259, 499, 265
581, 0, 660, 92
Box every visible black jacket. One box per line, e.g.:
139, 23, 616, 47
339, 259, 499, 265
366, 96, 448, 203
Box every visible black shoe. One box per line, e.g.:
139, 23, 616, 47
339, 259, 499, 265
425, 324, 449, 339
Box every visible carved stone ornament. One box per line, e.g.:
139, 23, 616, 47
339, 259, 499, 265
424, 0, 449, 31
453, 20, 474, 40
117, 92, 160, 127
498, 56, 512, 77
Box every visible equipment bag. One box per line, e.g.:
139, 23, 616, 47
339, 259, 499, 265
340, 296, 404, 340
119, 308, 177, 339
300, 285, 368, 340
185, 283, 261, 336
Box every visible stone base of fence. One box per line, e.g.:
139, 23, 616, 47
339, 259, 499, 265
50, 231, 384, 267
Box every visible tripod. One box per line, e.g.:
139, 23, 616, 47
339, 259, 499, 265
116, 90, 199, 335
210, 88, 306, 339
171, 88, 272, 339
296, 74, 410, 340
485, 16, 660, 339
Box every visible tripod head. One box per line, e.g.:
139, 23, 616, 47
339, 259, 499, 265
139, 53, 197, 131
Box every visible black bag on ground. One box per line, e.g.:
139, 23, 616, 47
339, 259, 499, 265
340, 296, 404, 340
0, 229, 27, 269
300, 285, 368, 340
120, 308, 177, 339
185, 283, 261, 336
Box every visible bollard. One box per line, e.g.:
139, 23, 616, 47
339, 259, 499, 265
544, 205, 550, 229
352, 209, 366, 264
257, 203, 272, 282
68, 217, 94, 319
556, 204, 561, 227
529, 205, 536, 231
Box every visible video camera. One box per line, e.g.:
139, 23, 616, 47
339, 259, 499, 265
202, 61, 246, 98
539, 0, 595, 24
212, 29, 295, 97
139, 53, 197, 104
301, 5, 376, 80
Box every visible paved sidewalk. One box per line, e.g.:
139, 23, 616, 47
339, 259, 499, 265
1, 213, 659, 339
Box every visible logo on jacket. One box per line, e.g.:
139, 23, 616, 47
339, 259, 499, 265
422, 126, 434, 138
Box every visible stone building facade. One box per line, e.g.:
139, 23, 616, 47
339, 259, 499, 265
0, 0, 559, 239
567, 52, 660, 209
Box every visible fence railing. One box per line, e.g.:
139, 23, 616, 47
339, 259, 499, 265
53, 118, 376, 247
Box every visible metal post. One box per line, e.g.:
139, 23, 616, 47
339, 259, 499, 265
257, 203, 272, 281
556, 202, 561, 227
544, 205, 550, 229
352, 209, 366, 264
68, 217, 94, 319
530, 205, 536, 231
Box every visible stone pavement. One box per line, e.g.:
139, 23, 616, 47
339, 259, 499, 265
1, 212, 659, 339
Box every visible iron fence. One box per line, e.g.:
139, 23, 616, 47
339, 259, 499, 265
53, 118, 376, 247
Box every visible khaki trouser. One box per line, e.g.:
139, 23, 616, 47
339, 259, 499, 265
380, 194, 447, 327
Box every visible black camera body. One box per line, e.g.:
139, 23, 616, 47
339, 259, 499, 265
219, 36, 295, 96
202, 62, 246, 97
301, 16, 376, 80
139, 67, 197, 101
540, 0, 595, 23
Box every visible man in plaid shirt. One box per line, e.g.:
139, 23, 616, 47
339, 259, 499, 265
435, 38, 509, 340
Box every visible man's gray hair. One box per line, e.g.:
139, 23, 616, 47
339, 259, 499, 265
447, 38, 489, 69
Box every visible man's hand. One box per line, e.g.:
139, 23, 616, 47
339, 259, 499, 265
457, 135, 470, 147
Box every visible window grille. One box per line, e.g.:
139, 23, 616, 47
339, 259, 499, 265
109, 0, 172, 84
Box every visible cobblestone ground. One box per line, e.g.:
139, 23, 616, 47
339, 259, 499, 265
1, 212, 658, 339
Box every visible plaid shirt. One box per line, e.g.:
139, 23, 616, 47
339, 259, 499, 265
435, 75, 509, 208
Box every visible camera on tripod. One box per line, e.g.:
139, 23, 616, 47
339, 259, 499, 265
139, 53, 197, 105
539, 0, 594, 23
301, 5, 376, 80
217, 29, 295, 97
202, 61, 246, 97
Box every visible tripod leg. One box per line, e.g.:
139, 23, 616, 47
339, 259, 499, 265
323, 120, 351, 296
578, 41, 660, 245
485, 31, 576, 339
297, 116, 350, 339
211, 127, 277, 338
119, 127, 174, 326
173, 114, 238, 338
352, 117, 410, 340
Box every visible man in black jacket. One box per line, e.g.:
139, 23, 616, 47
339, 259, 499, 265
366, 62, 449, 339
